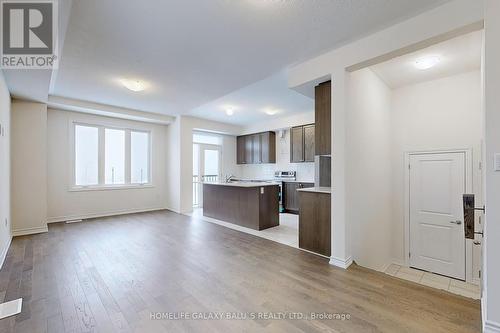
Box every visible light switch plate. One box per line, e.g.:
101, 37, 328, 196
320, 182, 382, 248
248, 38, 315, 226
495, 153, 500, 171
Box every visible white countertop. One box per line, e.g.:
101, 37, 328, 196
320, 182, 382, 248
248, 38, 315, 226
297, 187, 332, 194
281, 180, 315, 183
203, 181, 279, 188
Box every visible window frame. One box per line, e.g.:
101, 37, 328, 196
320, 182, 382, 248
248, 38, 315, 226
74, 123, 100, 187
130, 129, 152, 185
70, 121, 152, 191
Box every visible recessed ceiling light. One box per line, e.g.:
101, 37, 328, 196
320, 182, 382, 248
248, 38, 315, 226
121, 79, 147, 92
414, 56, 441, 70
264, 108, 280, 116
225, 108, 234, 116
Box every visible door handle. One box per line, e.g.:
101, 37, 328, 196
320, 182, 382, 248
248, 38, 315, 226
450, 220, 462, 225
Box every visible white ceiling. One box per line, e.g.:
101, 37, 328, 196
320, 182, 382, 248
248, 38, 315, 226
370, 30, 482, 89
3, 0, 74, 103
189, 71, 313, 125
45, 0, 449, 118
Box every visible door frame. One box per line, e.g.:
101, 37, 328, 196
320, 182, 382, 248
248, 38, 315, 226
193, 143, 222, 208
404, 148, 474, 282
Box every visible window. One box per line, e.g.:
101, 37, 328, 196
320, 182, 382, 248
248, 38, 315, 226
73, 123, 151, 189
105, 129, 125, 185
75, 125, 98, 186
131, 131, 150, 184
193, 132, 222, 145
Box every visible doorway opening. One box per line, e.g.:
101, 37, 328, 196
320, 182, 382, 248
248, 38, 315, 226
348, 29, 483, 299
406, 150, 470, 281
192, 132, 222, 207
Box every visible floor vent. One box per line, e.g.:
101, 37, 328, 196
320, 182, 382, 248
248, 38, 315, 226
0, 298, 22, 319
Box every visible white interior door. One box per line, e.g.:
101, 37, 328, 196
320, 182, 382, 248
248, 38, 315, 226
409, 152, 466, 280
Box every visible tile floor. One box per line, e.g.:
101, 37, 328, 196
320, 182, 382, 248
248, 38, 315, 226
187, 208, 299, 248
385, 264, 481, 299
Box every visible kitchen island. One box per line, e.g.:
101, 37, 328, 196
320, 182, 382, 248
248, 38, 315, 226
203, 182, 279, 230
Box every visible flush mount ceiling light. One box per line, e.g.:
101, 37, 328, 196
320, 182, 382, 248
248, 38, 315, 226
247, 0, 275, 7
121, 79, 147, 92
225, 108, 234, 116
263, 108, 280, 116
414, 56, 441, 70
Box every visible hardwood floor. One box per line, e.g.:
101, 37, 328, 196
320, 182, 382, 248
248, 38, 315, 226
0, 210, 481, 332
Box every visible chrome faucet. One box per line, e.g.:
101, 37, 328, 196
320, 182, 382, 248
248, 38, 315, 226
225, 175, 236, 183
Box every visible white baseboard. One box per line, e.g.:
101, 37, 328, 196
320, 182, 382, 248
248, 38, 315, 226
12, 225, 48, 237
165, 206, 181, 214
380, 262, 392, 273
46, 207, 167, 223
482, 297, 486, 332
391, 258, 406, 267
0, 235, 12, 270
485, 320, 500, 333
329, 256, 353, 269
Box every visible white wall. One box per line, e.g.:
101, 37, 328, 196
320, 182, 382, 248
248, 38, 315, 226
46, 109, 168, 221
165, 116, 181, 213
165, 115, 243, 214
287, 0, 484, 269
238, 128, 315, 182
346, 69, 482, 273
167, 113, 319, 213
11, 101, 48, 235
221, 135, 239, 178
483, 1, 500, 330
347, 68, 393, 271
241, 111, 314, 135
0, 71, 11, 267
391, 70, 483, 264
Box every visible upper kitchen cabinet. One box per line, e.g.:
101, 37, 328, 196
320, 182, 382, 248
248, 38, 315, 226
259, 131, 276, 164
252, 134, 261, 164
303, 124, 315, 162
245, 134, 253, 163
236, 136, 247, 164
315, 80, 331, 156
290, 124, 315, 163
236, 131, 276, 165
290, 126, 304, 163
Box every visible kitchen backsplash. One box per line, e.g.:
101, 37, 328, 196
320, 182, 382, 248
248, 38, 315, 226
236, 129, 315, 181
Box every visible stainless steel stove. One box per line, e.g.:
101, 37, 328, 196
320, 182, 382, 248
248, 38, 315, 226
274, 171, 296, 212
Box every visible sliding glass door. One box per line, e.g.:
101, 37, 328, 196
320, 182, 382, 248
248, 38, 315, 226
193, 143, 221, 207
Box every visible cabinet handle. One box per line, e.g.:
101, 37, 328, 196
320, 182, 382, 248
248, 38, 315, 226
473, 241, 481, 245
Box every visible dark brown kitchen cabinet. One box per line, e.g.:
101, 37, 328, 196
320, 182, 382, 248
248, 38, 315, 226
315, 80, 331, 156
236, 131, 275, 165
290, 124, 315, 163
299, 191, 331, 256
252, 134, 261, 163
236, 136, 247, 164
304, 124, 315, 162
290, 126, 304, 163
283, 182, 314, 214
245, 135, 253, 164
260, 131, 275, 164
